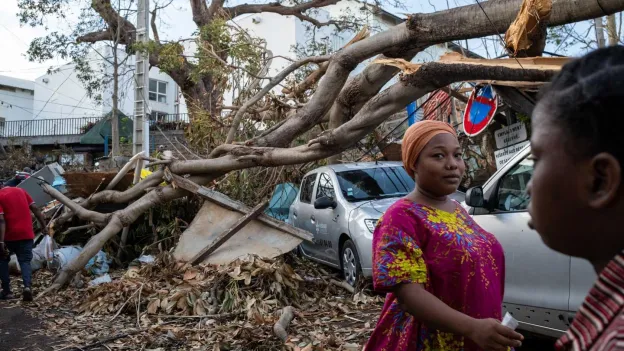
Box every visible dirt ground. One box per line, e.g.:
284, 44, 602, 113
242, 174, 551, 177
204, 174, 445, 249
0, 303, 59, 351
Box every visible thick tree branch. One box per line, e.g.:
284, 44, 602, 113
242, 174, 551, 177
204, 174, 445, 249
76, 30, 114, 43
44, 175, 216, 292
250, 0, 624, 148
76, 0, 137, 46
54, 170, 165, 227
225, 0, 342, 27
174, 61, 559, 175
41, 184, 108, 225
225, 54, 331, 144
190, 0, 210, 27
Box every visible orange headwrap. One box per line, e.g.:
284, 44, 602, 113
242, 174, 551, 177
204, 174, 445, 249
401, 120, 457, 178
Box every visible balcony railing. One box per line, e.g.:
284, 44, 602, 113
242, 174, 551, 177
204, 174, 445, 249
0, 113, 192, 138
148, 113, 190, 131
0, 117, 105, 138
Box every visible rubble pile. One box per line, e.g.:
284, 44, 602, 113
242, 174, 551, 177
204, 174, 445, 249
23, 253, 383, 350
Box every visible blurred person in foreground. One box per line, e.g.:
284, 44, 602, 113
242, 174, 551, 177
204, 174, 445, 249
364, 120, 523, 351
528, 46, 624, 351
0, 183, 47, 301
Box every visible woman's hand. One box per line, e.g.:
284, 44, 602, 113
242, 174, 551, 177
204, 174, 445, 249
466, 318, 524, 351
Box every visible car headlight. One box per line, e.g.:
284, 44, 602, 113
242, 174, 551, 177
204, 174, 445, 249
364, 219, 378, 233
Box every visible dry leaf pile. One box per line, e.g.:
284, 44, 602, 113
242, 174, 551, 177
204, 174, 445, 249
16, 253, 383, 350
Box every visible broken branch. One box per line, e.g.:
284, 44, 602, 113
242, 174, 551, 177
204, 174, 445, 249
273, 306, 295, 341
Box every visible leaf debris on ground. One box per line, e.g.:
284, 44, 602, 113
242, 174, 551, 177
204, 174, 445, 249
8, 253, 383, 350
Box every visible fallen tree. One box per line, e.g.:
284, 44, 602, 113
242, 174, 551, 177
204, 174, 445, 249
40, 0, 624, 294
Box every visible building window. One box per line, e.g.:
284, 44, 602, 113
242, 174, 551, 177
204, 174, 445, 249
0, 85, 16, 93
149, 79, 167, 103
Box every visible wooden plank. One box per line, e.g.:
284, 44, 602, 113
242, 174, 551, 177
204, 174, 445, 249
168, 172, 313, 242
189, 199, 269, 265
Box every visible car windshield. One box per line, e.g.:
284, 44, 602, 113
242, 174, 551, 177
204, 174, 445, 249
335, 166, 414, 202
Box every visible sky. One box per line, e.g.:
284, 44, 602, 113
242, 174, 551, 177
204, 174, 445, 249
0, 0, 590, 81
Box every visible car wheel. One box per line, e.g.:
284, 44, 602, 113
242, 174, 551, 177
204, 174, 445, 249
341, 240, 362, 287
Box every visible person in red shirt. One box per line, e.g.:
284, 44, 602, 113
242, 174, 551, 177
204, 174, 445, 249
528, 46, 624, 350
0, 185, 48, 301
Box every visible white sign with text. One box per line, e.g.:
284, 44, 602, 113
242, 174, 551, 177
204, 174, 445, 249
494, 141, 530, 169
495, 122, 528, 149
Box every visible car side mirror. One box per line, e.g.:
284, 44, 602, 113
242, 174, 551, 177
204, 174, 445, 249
314, 196, 337, 210
465, 186, 485, 208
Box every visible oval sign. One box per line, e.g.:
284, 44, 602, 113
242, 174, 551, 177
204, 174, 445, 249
463, 84, 498, 137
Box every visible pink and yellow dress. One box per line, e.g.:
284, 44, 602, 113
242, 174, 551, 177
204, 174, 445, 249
365, 199, 506, 351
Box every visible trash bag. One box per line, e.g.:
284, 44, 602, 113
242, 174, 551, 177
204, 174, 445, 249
31, 235, 57, 271
49, 246, 83, 273
49, 246, 111, 275
85, 250, 111, 276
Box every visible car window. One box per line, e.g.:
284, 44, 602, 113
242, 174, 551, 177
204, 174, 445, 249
497, 156, 534, 212
335, 166, 414, 202
300, 173, 317, 203
316, 173, 335, 200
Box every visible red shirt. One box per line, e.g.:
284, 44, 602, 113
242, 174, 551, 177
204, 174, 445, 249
556, 251, 624, 351
0, 187, 35, 241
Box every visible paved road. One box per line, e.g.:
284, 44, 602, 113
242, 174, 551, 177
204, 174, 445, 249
0, 304, 57, 351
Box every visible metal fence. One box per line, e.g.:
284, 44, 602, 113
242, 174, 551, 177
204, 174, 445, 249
148, 113, 190, 131
0, 117, 104, 138
0, 113, 192, 138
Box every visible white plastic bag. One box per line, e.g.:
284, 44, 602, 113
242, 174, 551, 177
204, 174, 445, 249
43, 235, 54, 265
502, 312, 519, 330
89, 273, 112, 286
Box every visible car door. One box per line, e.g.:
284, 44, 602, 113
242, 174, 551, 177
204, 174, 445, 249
312, 172, 341, 265
569, 257, 596, 321
472, 154, 572, 336
294, 173, 322, 258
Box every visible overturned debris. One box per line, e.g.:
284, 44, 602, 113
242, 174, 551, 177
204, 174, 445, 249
169, 173, 313, 265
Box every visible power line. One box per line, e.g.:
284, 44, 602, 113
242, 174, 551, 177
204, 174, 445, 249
0, 92, 104, 112
473, 0, 526, 72
0, 23, 28, 47
0, 98, 102, 116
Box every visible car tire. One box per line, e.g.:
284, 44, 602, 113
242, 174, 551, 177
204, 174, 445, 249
341, 239, 362, 288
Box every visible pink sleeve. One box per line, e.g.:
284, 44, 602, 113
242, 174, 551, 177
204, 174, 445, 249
0, 202, 4, 214
371, 202, 429, 292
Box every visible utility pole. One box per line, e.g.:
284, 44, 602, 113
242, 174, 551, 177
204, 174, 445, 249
133, 0, 150, 160
595, 18, 606, 48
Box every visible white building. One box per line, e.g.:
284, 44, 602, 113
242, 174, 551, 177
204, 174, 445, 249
0, 75, 35, 135
33, 43, 187, 124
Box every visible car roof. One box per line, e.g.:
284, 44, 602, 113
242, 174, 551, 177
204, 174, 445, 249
307, 161, 405, 175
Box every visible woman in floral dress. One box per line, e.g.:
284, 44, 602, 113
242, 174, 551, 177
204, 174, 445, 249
364, 120, 523, 351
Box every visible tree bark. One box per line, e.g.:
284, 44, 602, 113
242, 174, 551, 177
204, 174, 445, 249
606, 14, 619, 46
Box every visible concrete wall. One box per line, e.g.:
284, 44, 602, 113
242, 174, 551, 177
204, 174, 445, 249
0, 75, 35, 124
